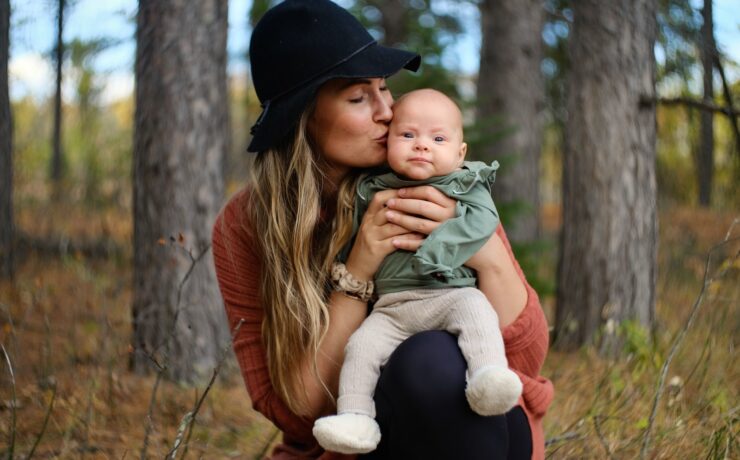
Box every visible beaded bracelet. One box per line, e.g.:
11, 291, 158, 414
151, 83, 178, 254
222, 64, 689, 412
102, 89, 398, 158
330, 262, 374, 302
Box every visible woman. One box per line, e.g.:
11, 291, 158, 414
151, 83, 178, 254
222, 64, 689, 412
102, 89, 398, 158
212, 1, 553, 459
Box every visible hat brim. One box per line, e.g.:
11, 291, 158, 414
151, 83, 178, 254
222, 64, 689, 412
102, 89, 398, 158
247, 44, 420, 153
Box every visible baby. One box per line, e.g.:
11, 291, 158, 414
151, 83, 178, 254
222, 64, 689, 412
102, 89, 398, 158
313, 89, 522, 454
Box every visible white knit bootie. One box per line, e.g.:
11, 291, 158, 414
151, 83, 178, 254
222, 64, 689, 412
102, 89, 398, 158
313, 413, 381, 454
465, 365, 523, 416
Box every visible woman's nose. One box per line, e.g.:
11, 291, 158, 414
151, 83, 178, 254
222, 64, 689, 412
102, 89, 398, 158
373, 95, 393, 123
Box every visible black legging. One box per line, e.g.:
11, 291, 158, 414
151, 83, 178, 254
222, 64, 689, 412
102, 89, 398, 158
360, 330, 532, 460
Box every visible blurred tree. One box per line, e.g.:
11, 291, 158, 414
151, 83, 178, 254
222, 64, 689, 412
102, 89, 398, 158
477, 0, 545, 243
132, 0, 230, 382
50, 0, 66, 186
349, 0, 464, 98
542, 0, 570, 129
0, 0, 12, 279
68, 38, 109, 205
698, 0, 715, 207
555, 0, 657, 354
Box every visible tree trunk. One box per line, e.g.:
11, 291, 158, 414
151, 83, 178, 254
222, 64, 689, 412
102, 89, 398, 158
368, 0, 409, 47
0, 0, 12, 279
50, 0, 64, 184
698, 0, 714, 207
477, 0, 544, 243
555, 0, 657, 353
133, 0, 230, 382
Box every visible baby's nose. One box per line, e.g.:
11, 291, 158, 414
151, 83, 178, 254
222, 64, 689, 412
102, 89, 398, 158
414, 141, 429, 151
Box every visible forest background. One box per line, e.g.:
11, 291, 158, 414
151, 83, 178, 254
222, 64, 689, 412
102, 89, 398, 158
1, 0, 738, 458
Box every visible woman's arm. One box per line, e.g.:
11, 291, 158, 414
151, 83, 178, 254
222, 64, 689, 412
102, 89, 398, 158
464, 228, 528, 327
297, 188, 425, 418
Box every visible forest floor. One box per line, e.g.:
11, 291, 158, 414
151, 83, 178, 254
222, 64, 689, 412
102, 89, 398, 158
0, 195, 737, 459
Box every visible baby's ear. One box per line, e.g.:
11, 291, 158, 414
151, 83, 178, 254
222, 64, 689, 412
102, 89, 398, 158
458, 142, 468, 165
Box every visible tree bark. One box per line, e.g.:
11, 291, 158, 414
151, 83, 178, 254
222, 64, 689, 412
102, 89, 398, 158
50, 0, 64, 184
698, 0, 714, 207
477, 0, 544, 243
555, 0, 657, 353
0, 0, 12, 279
133, 0, 230, 382
367, 0, 409, 47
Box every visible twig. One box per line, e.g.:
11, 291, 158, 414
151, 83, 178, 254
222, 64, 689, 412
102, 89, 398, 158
26, 380, 58, 459
712, 49, 740, 158
0, 303, 20, 376
593, 415, 615, 459
176, 390, 199, 460
255, 428, 282, 460
150, 244, 211, 358
140, 370, 164, 460
1, 343, 17, 460
135, 243, 210, 373
640, 95, 740, 118
166, 319, 245, 460
640, 220, 740, 459
545, 431, 583, 447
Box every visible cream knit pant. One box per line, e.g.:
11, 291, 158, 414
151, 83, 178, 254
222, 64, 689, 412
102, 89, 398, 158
337, 287, 508, 417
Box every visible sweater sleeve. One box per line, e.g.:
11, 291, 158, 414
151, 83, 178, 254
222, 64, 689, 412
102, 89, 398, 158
211, 189, 315, 444
497, 224, 555, 417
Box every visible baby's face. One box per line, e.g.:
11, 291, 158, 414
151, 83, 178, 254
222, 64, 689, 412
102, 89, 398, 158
387, 90, 467, 181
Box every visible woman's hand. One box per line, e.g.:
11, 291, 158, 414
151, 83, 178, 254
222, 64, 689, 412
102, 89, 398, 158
383, 185, 457, 251
345, 189, 423, 281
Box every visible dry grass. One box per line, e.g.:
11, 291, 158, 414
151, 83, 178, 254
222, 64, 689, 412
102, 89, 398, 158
1, 198, 737, 459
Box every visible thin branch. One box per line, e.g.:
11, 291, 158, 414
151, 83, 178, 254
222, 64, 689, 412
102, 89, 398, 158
712, 49, 740, 158
176, 390, 199, 460
640, 220, 740, 459
140, 370, 164, 460
167, 319, 245, 460
152, 243, 212, 357
25, 381, 58, 459
136, 243, 210, 373
641, 95, 739, 118
256, 428, 282, 460
545, 431, 583, 447
1, 344, 17, 460
593, 415, 615, 459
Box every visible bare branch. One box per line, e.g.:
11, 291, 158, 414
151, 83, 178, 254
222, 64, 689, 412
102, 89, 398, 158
545, 431, 583, 447
25, 379, 58, 459
640, 219, 740, 459
712, 49, 740, 158
640, 95, 739, 118
167, 319, 244, 459
140, 370, 164, 460
1, 343, 17, 459
593, 415, 615, 459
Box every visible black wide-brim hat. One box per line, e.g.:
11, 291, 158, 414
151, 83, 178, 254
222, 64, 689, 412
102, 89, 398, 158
247, 0, 421, 153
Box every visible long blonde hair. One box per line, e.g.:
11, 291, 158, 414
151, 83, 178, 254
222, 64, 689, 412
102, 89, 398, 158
245, 110, 361, 415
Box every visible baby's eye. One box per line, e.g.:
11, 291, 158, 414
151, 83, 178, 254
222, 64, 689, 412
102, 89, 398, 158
402, 132, 414, 139
434, 136, 446, 142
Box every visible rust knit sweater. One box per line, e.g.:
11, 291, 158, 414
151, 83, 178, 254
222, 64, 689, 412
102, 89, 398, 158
212, 188, 554, 459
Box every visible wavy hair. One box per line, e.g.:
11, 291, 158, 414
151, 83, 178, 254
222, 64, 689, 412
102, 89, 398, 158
245, 110, 361, 415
